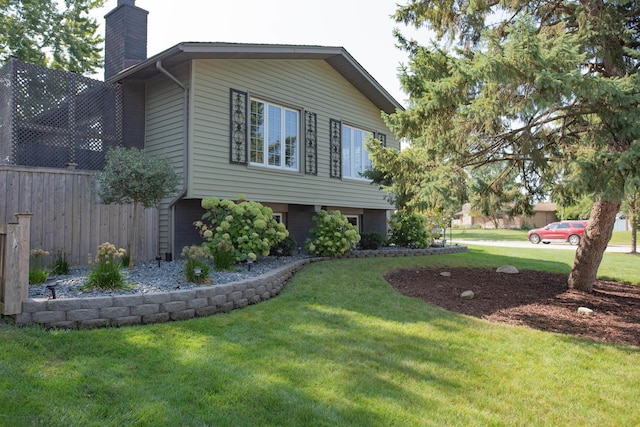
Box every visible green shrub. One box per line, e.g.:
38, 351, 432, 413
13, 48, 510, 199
196, 196, 289, 263
82, 242, 129, 290
359, 231, 386, 250
29, 248, 49, 284
519, 221, 533, 231
29, 268, 49, 285
181, 245, 213, 283
49, 249, 70, 276
305, 210, 361, 257
388, 210, 432, 248
270, 234, 297, 256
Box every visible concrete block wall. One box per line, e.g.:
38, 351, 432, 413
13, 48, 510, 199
14, 246, 467, 329
15, 259, 311, 329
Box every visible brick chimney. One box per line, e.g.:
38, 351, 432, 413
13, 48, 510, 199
104, 0, 148, 80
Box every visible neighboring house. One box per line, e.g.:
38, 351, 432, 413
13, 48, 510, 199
104, 0, 403, 259
455, 202, 558, 229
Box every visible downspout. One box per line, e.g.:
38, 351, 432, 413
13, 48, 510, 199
156, 60, 188, 261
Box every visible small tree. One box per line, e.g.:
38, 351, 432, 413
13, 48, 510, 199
96, 147, 179, 269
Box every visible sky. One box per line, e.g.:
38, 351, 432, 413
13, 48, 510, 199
91, 0, 429, 106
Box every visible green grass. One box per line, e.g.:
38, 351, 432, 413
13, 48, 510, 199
2, 248, 639, 426
452, 228, 529, 241
452, 227, 634, 246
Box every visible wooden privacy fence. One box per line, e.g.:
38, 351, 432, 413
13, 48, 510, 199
0, 166, 159, 267
0, 214, 31, 315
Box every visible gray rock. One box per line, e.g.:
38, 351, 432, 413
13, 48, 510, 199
496, 265, 519, 274
440, 271, 451, 277
460, 290, 475, 299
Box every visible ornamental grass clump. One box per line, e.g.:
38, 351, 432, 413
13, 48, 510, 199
195, 195, 289, 264
29, 248, 50, 284
49, 249, 70, 276
305, 210, 361, 257
83, 242, 128, 290
181, 245, 213, 283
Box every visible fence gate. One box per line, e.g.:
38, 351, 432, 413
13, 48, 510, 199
0, 231, 5, 313
0, 214, 32, 316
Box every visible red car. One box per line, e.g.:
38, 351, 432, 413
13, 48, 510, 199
527, 221, 588, 246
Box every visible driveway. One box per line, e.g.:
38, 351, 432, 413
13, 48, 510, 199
452, 239, 632, 253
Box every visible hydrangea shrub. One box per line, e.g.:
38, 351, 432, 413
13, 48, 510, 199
305, 210, 361, 257
388, 210, 432, 248
195, 196, 289, 262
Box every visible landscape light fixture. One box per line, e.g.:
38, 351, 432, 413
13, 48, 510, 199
247, 258, 254, 271
194, 266, 202, 284
46, 281, 60, 299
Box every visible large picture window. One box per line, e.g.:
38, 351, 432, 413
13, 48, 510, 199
342, 124, 373, 179
250, 99, 299, 170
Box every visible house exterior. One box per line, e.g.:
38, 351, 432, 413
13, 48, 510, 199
455, 202, 558, 229
105, 0, 403, 260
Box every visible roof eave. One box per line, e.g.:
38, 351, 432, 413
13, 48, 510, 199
107, 42, 404, 113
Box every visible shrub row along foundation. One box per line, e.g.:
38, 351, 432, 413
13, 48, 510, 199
14, 246, 467, 329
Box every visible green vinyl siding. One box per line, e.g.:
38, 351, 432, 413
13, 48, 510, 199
189, 59, 398, 209
145, 67, 188, 255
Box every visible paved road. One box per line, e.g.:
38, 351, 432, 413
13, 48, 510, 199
451, 239, 632, 253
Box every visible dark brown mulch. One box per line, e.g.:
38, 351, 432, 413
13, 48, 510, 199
384, 268, 640, 347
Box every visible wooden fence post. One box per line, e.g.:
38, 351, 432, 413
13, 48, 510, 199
0, 213, 32, 315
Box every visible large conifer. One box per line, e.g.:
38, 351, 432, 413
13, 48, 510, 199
385, 0, 640, 291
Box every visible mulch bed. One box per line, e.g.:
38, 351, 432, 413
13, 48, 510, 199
384, 267, 640, 347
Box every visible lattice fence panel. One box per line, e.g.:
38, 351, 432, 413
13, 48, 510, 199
0, 58, 123, 170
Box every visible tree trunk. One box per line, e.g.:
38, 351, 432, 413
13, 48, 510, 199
632, 213, 637, 254
630, 193, 637, 254
567, 198, 620, 292
129, 201, 138, 270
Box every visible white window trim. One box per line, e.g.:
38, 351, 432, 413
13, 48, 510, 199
250, 98, 300, 171
345, 215, 360, 231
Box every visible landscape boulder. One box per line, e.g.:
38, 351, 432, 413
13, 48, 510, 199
460, 290, 475, 299
496, 265, 519, 274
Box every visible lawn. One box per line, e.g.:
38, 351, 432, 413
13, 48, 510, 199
1, 247, 639, 426
452, 227, 634, 246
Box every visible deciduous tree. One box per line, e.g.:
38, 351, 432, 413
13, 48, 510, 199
0, 0, 103, 74
387, 0, 640, 291
96, 147, 179, 269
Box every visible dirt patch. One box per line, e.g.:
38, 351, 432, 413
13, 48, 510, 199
385, 268, 640, 347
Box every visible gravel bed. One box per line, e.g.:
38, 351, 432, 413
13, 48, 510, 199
29, 255, 310, 300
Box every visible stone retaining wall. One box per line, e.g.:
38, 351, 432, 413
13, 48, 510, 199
14, 246, 467, 329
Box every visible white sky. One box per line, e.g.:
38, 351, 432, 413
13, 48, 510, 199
92, 0, 429, 106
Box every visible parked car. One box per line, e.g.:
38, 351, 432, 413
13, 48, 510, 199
527, 221, 588, 246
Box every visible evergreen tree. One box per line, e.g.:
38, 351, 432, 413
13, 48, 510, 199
468, 163, 532, 229
0, 0, 104, 74
386, 0, 640, 291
